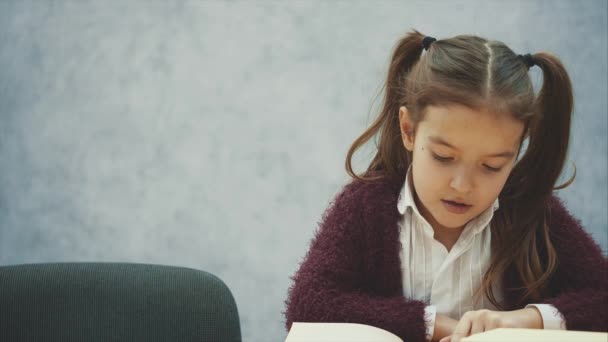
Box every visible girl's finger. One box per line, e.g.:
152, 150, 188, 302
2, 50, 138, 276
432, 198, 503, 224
484, 316, 499, 331
439, 336, 452, 342
470, 317, 484, 335
451, 317, 472, 342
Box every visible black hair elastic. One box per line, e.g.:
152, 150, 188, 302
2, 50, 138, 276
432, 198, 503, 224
519, 53, 536, 69
422, 36, 436, 51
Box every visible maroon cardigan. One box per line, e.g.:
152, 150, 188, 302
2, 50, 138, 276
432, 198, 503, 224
284, 173, 607, 342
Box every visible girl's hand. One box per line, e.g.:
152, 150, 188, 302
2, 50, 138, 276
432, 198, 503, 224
438, 308, 542, 342
432, 313, 459, 341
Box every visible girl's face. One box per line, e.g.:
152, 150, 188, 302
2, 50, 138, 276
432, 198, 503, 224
399, 104, 524, 231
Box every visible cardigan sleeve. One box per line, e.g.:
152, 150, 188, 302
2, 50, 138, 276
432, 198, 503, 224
283, 181, 429, 342
538, 194, 608, 332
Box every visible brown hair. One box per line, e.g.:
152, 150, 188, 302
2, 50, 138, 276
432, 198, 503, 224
345, 29, 576, 308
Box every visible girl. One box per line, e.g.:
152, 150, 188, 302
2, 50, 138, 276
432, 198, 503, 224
283, 29, 607, 342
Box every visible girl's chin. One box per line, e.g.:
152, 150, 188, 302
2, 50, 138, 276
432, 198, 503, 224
437, 221, 467, 230
434, 212, 470, 229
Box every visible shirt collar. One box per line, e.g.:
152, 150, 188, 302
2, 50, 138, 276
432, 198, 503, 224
397, 165, 500, 235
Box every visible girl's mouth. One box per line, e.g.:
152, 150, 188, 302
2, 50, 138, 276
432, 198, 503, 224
441, 199, 472, 214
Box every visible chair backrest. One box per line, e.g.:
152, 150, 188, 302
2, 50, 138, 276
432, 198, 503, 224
0, 262, 242, 342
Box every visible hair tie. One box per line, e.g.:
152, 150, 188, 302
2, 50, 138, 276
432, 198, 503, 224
422, 36, 436, 51
519, 53, 536, 69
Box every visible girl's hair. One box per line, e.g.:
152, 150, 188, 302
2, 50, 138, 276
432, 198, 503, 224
346, 29, 576, 308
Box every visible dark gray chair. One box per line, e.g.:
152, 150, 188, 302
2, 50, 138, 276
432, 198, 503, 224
0, 262, 241, 342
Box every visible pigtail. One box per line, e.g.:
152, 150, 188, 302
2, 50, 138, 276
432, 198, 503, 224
505, 52, 574, 205
487, 52, 575, 307
345, 29, 426, 182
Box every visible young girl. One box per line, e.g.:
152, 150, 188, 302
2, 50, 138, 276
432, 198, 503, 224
283, 30, 607, 342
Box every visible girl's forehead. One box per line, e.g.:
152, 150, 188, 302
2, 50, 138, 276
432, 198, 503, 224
420, 104, 524, 153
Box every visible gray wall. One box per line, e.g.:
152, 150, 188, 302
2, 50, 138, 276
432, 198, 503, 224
1, 1, 606, 341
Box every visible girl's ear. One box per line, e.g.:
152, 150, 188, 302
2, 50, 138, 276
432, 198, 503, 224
399, 106, 415, 152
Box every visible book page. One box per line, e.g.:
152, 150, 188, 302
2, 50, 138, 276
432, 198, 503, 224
285, 322, 403, 342
462, 328, 607, 342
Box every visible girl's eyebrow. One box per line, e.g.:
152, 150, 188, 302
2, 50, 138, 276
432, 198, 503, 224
428, 135, 515, 158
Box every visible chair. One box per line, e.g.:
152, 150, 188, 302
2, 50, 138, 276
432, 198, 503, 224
0, 262, 242, 342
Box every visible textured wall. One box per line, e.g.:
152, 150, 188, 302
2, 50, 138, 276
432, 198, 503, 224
0, 1, 606, 341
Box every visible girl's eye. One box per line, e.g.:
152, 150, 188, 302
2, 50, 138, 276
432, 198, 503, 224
484, 165, 502, 172
433, 153, 502, 173
432, 153, 452, 163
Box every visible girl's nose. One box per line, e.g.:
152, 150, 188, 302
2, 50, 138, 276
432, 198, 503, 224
449, 168, 474, 193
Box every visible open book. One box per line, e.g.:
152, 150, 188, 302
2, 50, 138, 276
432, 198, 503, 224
285, 322, 608, 342
285, 323, 402, 342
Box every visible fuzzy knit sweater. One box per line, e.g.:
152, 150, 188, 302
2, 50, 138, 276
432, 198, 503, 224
284, 173, 607, 342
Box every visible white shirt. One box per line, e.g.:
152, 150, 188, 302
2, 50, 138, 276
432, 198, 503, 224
397, 166, 565, 341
